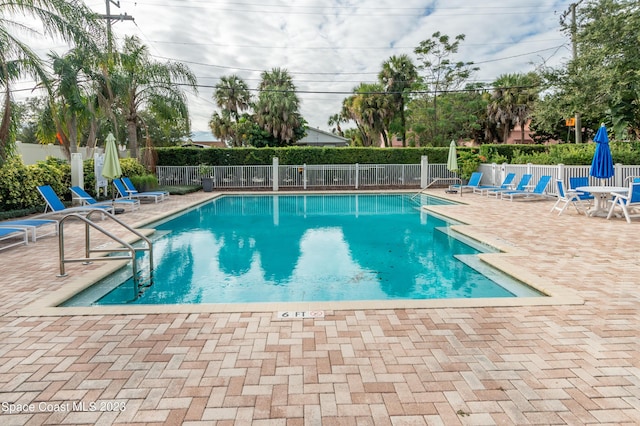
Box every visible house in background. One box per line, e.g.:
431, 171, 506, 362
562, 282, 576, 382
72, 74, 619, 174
185, 131, 226, 148
505, 120, 535, 144
297, 127, 349, 147
186, 127, 349, 148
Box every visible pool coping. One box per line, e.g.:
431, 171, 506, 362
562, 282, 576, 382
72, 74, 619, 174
16, 190, 583, 317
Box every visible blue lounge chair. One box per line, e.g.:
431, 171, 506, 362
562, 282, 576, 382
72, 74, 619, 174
607, 182, 640, 223
501, 175, 552, 201
121, 177, 169, 200
70, 186, 140, 212
37, 185, 114, 216
473, 173, 516, 196
0, 226, 29, 251
449, 172, 483, 193
487, 174, 532, 198
113, 179, 164, 204
0, 218, 58, 242
550, 180, 588, 216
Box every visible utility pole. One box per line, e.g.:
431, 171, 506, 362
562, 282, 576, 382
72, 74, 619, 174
569, 1, 583, 143
100, 0, 134, 54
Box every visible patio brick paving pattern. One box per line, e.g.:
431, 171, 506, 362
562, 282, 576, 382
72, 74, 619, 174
1, 190, 639, 425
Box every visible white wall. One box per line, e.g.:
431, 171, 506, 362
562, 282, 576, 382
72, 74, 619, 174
15, 142, 104, 165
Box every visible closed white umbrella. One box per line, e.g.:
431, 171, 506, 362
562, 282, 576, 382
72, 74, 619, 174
447, 140, 458, 172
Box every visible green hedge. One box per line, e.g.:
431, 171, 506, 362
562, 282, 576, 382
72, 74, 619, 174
156, 146, 451, 166
157, 143, 640, 167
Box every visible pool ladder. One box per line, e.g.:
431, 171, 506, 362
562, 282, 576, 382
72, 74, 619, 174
410, 177, 463, 200
56, 209, 154, 296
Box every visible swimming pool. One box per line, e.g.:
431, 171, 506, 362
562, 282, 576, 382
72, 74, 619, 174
62, 193, 542, 306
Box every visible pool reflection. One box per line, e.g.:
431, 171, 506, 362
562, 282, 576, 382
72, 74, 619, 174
95, 194, 515, 305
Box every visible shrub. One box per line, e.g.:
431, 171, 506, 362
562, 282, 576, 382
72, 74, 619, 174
128, 174, 159, 192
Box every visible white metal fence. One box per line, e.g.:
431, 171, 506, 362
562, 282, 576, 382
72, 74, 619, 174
157, 158, 434, 190
478, 163, 640, 196
156, 159, 640, 194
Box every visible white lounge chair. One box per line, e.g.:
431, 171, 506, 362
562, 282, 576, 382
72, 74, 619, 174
473, 172, 516, 196
121, 177, 169, 200
113, 179, 163, 204
0, 227, 29, 251
502, 175, 552, 201
449, 172, 483, 193
70, 186, 139, 212
37, 185, 114, 217
487, 174, 532, 198
0, 218, 58, 242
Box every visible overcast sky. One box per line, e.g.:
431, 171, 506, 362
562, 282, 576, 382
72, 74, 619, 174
17, 0, 574, 137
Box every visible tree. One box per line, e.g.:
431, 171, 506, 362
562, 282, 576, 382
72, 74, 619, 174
213, 75, 251, 147
340, 83, 392, 147
327, 113, 344, 136
209, 110, 234, 147
0, 0, 102, 164
47, 48, 96, 158
486, 72, 540, 143
407, 85, 488, 146
535, 0, 640, 141
378, 54, 418, 146
413, 32, 479, 144
253, 68, 304, 146
113, 36, 198, 158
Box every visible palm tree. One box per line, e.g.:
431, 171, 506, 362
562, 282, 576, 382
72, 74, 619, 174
113, 36, 198, 158
486, 72, 540, 143
48, 48, 94, 158
341, 83, 392, 147
327, 113, 344, 136
213, 75, 251, 147
254, 68, 302, 145
209, 110, 234, 147
378, 54, 417, 146
0, 0, 102, 164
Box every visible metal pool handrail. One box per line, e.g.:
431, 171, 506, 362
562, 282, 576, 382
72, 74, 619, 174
411, 177, 463, 199
56, 210, 153, 297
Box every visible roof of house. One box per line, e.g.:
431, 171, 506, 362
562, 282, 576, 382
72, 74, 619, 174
297, 128, 349, 147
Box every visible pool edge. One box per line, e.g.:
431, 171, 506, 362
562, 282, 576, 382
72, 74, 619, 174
15, 191, 584, 317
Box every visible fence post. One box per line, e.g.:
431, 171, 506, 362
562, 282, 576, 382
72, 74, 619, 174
355, 163, 359, 189
303, 164, 307, 190
273, 157, 279, 191
490, 163, 497, 186
615, 163, 623, 186
557, 163, 564, 181
420, 156, 429, 188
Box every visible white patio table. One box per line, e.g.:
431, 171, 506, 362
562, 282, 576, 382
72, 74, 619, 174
575, 185, 628, 217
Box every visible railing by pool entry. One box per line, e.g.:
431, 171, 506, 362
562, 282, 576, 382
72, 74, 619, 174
56, 210, 154, 301
157, 156, 459, 190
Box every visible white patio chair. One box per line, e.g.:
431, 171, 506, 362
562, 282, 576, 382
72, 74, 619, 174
550, 180, 589, 216
606, 182, 640, 223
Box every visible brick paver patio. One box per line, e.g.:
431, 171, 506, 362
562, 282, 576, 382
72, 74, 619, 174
1, 190, 639, 425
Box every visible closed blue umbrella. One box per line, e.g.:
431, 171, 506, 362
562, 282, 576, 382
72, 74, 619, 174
590, 124, 614, 180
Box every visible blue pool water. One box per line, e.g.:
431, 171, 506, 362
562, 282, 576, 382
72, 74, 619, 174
65, 194, 542, 306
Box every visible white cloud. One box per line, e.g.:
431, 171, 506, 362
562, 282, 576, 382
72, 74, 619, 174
15, 0, 574, 135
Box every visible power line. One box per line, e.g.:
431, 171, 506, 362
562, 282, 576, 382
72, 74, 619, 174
149, 44, 566, 77
130, 1, 562, 16
143, 38, 565, 50
179, 83, 540, 96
